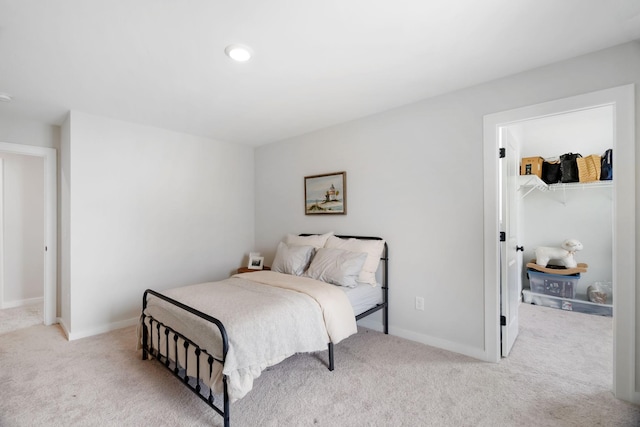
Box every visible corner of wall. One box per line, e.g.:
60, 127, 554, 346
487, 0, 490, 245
59, 112, 71, 330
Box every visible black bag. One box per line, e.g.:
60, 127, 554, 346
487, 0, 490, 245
600, 149, 612, 180
542, 161, 562, 184
560, 153, 582, 183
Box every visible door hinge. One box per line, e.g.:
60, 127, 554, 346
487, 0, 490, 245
499, 147, 505, 158
500, 232, 506, 242
500, 315, 506, 326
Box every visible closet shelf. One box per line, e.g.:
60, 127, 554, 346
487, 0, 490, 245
518, 175, 612, 202
547, 181, 613, 191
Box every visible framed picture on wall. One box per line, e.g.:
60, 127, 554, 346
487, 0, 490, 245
304, 171, 346, 215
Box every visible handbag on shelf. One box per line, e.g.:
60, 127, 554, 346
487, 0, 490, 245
576, 154, 601, 182
560, 152, 582, 183
541, 159, 562, 185
600, 149, 612, 180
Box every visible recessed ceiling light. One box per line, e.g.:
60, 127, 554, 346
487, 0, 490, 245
224, 44, 253, 62
0, 92, 12, 102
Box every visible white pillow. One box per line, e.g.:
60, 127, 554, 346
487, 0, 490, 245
271, 242, 315, 276
325, 236, 385, 286
305, 247, 367, 288
285, 232, 334, 249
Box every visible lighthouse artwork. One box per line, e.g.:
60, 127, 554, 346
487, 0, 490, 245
304, 171, 346, 215
325, 183, 338, 202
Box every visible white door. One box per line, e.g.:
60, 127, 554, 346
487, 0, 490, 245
500, 127, 521, 357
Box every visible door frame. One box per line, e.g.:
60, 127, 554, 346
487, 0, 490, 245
483, 84, 637, 403
0, 141, 57, 326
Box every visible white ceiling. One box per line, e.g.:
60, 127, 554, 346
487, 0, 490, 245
0, 0, 638, 146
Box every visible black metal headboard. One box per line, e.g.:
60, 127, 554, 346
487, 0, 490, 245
299, 233, 389, 334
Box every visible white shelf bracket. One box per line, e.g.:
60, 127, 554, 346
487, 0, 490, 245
518, 175, 549, 199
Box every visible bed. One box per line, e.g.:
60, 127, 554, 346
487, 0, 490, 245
140, 234, 388, 427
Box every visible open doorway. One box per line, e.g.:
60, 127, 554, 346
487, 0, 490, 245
0, 142, 57, 327
499, 107, 614, 388
510, 106, 614, 311
0, 152, 46, 332
483, 84, 636, 403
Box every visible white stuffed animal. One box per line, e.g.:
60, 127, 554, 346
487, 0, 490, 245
535, 239, 583, 268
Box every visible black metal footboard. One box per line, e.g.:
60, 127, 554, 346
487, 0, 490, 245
141, 289, 230, 427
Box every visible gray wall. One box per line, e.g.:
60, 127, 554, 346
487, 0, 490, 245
59, 111, 256, 338
254, 41, 640, 361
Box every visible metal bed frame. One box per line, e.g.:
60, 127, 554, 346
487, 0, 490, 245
140, 235, 388, 427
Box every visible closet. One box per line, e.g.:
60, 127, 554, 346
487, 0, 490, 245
513, 106, 613, 316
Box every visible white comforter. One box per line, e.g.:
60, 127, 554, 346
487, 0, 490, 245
142, 271, 357, 401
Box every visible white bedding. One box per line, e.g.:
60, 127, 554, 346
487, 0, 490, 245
142, 271, 357, 402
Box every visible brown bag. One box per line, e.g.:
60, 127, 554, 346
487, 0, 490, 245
577, 154, 601, 182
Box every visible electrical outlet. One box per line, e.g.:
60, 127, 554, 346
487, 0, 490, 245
415, 296, 425, 311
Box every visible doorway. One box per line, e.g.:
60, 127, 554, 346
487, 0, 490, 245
501, 107, 614, 356
0, 142, 57, 326
482, 85, 636, 403
0, 152, 45, 313
512, 106, 614, 302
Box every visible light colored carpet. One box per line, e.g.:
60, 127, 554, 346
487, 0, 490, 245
1, 303, 639, 426
0, 303, 43, 335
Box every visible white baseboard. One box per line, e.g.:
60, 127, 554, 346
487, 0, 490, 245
356, 317, 384, 332
390, 324, 490, 362
1, 296, 44, 309
57, 317, 70, 339
66, 317, 139, 341
357, 317, 488, 361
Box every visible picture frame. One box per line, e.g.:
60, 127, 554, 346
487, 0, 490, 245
304, 171, 347, 215
248, 253, 264, 270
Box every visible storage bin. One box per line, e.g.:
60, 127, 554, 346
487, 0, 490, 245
522, 290, 612, 317
527, 269, 579, 299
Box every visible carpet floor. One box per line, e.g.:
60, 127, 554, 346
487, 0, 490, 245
0, 303, 43, 335
1, 303, 639, 426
